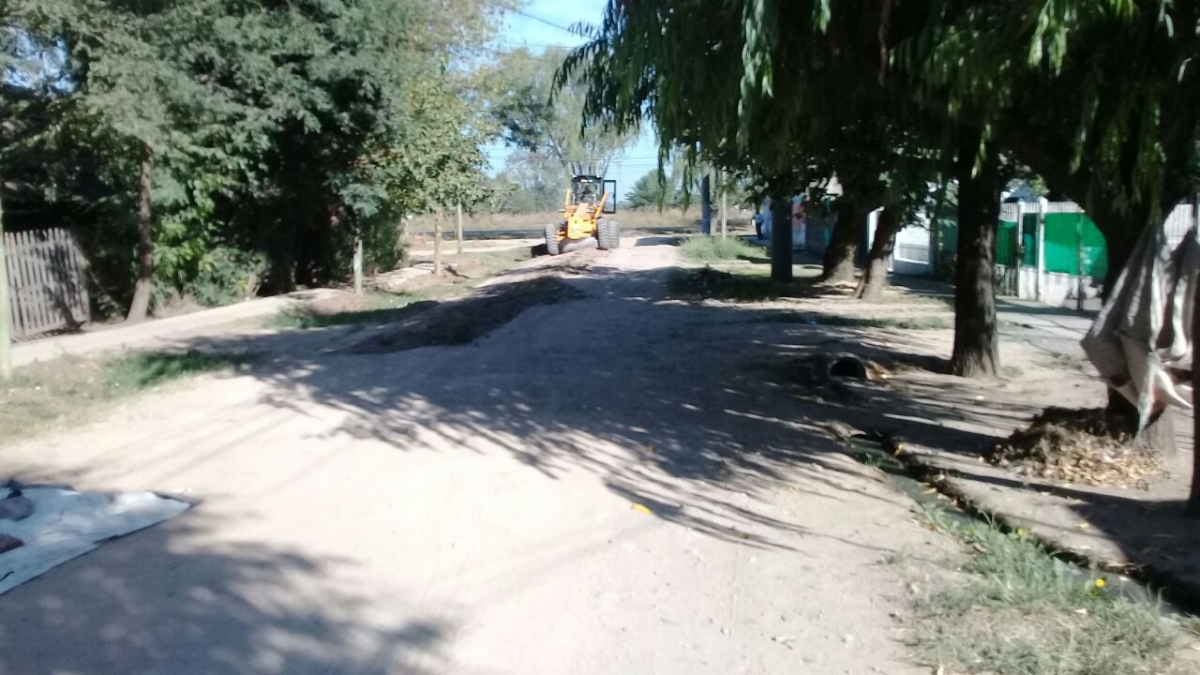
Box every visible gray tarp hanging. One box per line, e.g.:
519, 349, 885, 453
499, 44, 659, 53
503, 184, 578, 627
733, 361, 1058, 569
1081, 218, 1199, 431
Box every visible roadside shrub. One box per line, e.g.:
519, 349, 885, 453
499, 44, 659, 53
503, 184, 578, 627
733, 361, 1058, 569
678, 236, 763, 262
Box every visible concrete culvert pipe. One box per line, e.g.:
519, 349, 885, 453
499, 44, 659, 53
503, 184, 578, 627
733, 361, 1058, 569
828, 355, 868, 380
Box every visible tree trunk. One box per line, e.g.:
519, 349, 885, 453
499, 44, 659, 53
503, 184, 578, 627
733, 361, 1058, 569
855, 208, 901, 300
1190, 258, 1200, 516
433, 207, 443, 277
950, 132, 1001, 377
823, 200, 865, 282
769, 194, 793, 282
455, 202, 464, 260
126, 145, 154, 323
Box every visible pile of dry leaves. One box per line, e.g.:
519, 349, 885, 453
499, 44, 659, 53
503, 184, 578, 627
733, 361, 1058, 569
988, 407, 1162, 489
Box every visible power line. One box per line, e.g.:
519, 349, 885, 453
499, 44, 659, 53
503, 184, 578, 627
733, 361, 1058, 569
511, 8, 577, 35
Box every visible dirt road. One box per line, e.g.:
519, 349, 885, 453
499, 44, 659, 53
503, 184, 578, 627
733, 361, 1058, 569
0, 240, 953, 675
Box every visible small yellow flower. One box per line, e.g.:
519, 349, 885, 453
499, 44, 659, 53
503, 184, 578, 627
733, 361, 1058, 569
1094, 578, 1107, 588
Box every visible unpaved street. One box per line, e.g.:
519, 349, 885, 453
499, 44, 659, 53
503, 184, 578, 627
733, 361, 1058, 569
0, 240, 954, 675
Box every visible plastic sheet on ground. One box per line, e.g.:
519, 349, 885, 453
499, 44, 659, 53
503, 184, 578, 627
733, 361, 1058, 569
0, 487, 190, 595
1082, 217, 1199, 429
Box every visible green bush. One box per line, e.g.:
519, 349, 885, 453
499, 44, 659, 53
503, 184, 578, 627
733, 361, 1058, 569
678, 236, 764, 263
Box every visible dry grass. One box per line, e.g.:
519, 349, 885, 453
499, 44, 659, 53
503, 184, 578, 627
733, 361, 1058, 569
0, 351, 256, 446
408, 208, 752, 234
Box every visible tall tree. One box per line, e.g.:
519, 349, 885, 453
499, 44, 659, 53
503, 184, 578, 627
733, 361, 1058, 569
5, 0, 504, 311
490, 47, 634, 179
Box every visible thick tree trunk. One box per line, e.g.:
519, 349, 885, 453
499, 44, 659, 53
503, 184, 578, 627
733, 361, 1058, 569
950, 132, 1001, 377
1191, 261, 1200, 516
126, 145, 154, 323
823, 200, 865, 282
855, 208, 901, 300
769, 194, 793, 282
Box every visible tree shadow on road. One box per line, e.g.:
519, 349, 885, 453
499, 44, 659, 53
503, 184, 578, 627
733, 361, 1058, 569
148, 264, 1061, 556
2, 259, 1097, 671
0, 509, 457, 675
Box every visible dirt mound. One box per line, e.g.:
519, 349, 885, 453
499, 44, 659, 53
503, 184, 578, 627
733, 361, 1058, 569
988, 407, 1162, 488
349, 277, 584, 353
306, 291, 371, 315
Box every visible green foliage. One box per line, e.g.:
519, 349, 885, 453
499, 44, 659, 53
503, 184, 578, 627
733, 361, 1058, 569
677, 237, 763, 263
2, 0, 503, 316
625, 170, 685, 210
487, 47, 635, 179
914, 512, 1183, 675
106, 350, 258, 390
564, 0, 1198, 238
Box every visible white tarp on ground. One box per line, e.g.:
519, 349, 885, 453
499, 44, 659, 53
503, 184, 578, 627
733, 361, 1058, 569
0, 487, 190, 595
1082, 218, 1199, 428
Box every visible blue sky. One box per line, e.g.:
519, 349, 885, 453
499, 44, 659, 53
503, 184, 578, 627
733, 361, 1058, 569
485, 1, 659, 200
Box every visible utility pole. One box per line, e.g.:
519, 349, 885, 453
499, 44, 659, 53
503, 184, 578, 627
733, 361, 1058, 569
1076, 212, 1085, 312
719, 170, 728, 239
455, 202, 464, 261
700, 169, 712, 235
0, 194, 11, 380
352, 235, 363, 295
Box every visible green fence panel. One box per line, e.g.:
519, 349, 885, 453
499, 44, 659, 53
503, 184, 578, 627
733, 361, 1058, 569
1021, 213, 1038, 267
996, 220, 1019, 265
1042, 212, 1108, 278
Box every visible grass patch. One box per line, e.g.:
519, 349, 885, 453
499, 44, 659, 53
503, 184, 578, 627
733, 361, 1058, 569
0, 350, 255, 446
106, 351, 257, 390
757, 312, 952, 330
678, 236, 765, 263
914, 504, 1188, 675
269, 292, 436, 330
271, 249, 534, 331
667, 266, 823, 302
434, 247, 534, 280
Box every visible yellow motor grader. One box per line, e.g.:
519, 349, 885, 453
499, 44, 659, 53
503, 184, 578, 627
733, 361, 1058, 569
544, 175, 620, 255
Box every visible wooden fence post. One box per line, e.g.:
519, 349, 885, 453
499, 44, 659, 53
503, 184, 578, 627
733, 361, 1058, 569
0, 198, 11, 380
353, 235, 363, 295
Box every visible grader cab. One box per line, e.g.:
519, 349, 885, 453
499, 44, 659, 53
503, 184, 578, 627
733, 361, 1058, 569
543, 175, 620, 255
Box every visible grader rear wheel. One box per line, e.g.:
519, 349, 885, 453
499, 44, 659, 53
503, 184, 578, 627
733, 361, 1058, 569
597, 220, 620, 250
544, 223, 561, 256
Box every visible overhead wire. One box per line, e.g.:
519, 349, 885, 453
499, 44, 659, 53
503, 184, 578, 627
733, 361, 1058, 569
510, 9, 578, 35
